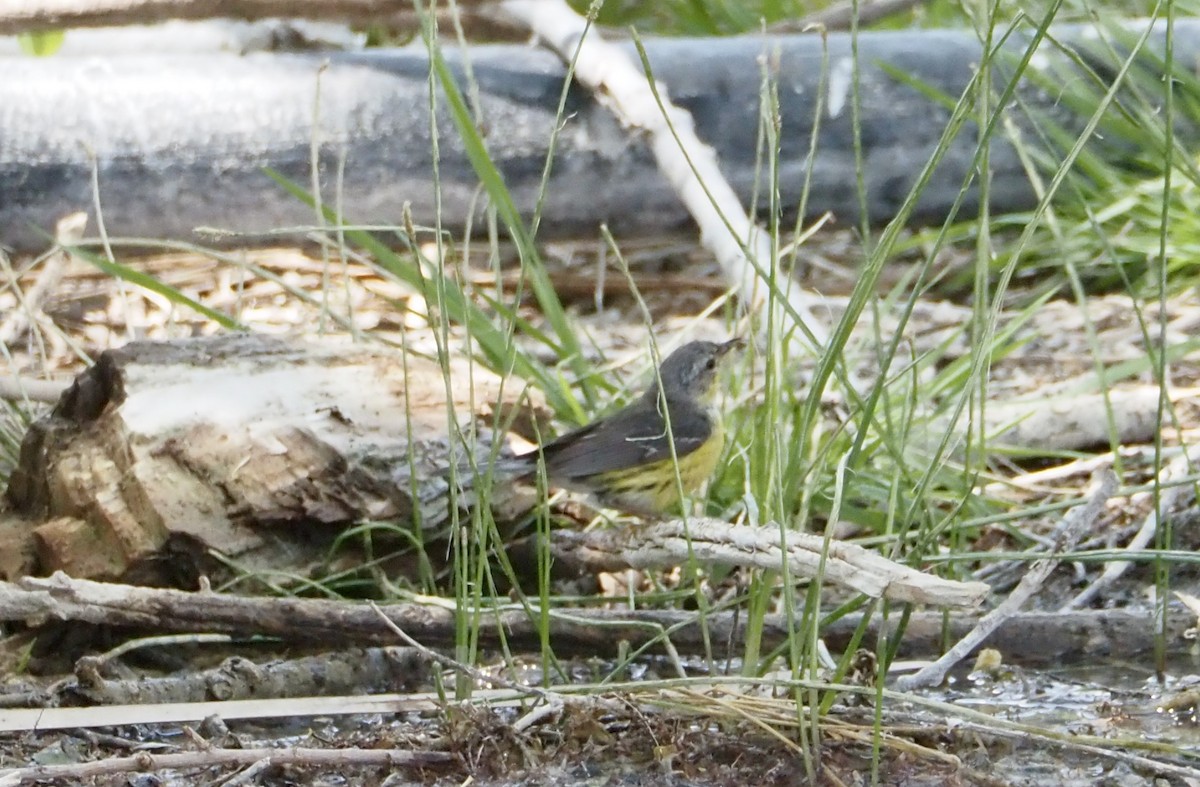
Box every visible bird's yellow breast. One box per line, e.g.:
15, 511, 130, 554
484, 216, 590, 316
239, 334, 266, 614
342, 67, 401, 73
593, 413, 724, 514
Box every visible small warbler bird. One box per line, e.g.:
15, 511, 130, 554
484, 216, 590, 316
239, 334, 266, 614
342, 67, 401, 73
503, 339, 744, 515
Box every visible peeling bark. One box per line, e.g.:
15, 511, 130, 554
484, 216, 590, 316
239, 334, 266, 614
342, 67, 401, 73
1, 334, 537, 584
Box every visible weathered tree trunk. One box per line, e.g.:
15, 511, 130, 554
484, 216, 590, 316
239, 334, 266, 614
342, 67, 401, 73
0, 334, 533, 584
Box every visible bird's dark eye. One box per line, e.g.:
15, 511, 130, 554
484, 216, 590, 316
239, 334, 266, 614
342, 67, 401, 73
705, 358, 717, 370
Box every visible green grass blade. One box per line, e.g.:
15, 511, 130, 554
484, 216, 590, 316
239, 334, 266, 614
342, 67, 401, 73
68, 246, 246, 330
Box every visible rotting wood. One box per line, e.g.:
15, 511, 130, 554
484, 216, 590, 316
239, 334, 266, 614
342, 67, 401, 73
64, 646, 428, 706
3, 574, 1188, 667
1, 333, 543, 584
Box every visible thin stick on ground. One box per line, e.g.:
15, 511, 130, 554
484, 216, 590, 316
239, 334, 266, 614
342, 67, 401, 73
0, 746, 454, 787
1061, 446, 1200, 611
0, 688, 518, 733
0, 374, 67, 403
549, 517, 990, 607
896, 470, 1117, 691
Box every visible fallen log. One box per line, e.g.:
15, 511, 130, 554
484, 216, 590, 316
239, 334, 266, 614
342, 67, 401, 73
0, 0, 916, 38
0, 333, 539, 583
0, 0, 495, 37
2, 573, 1186, 667
2, 21, 1192, 252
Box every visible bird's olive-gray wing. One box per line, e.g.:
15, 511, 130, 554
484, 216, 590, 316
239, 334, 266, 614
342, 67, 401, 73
535, 401, 712, 480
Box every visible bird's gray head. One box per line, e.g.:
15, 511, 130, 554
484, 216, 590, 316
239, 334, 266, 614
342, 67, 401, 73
645, 339, 744, 404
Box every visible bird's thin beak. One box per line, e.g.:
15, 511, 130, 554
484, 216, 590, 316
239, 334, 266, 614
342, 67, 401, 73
719, 338, 746, 356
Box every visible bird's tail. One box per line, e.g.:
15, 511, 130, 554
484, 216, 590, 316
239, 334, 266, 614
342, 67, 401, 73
443, 445, 543, 497
439, 450, 542, 516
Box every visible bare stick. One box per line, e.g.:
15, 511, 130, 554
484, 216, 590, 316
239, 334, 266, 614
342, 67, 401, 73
215, 758, 273, 787
1061, 445, 1200, 611
0, 687, 517, 733
500, 0, 831, 350
0, 574, 1188, 668
982, 444, 1184, 495
69, 645, 427, 705
0, 375, 67, 403
896, 471, 1117, 690
551, 517, 990, 607
0, 745, 453, 786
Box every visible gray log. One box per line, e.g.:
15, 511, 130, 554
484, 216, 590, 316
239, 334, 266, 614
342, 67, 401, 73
0, 21, 1188, 253
7, 574, 1190, 668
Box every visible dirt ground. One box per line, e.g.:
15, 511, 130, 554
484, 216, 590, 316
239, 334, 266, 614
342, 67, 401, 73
3, 230, 1200, 784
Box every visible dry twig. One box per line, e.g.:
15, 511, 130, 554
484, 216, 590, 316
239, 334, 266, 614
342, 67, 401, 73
1061, 445, 1200, 611
0, 375, 67, 403
553, 517, 990, 607
896, 471, 1117, 690
0, 575, 1186, 676
0, 745, 453, 786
